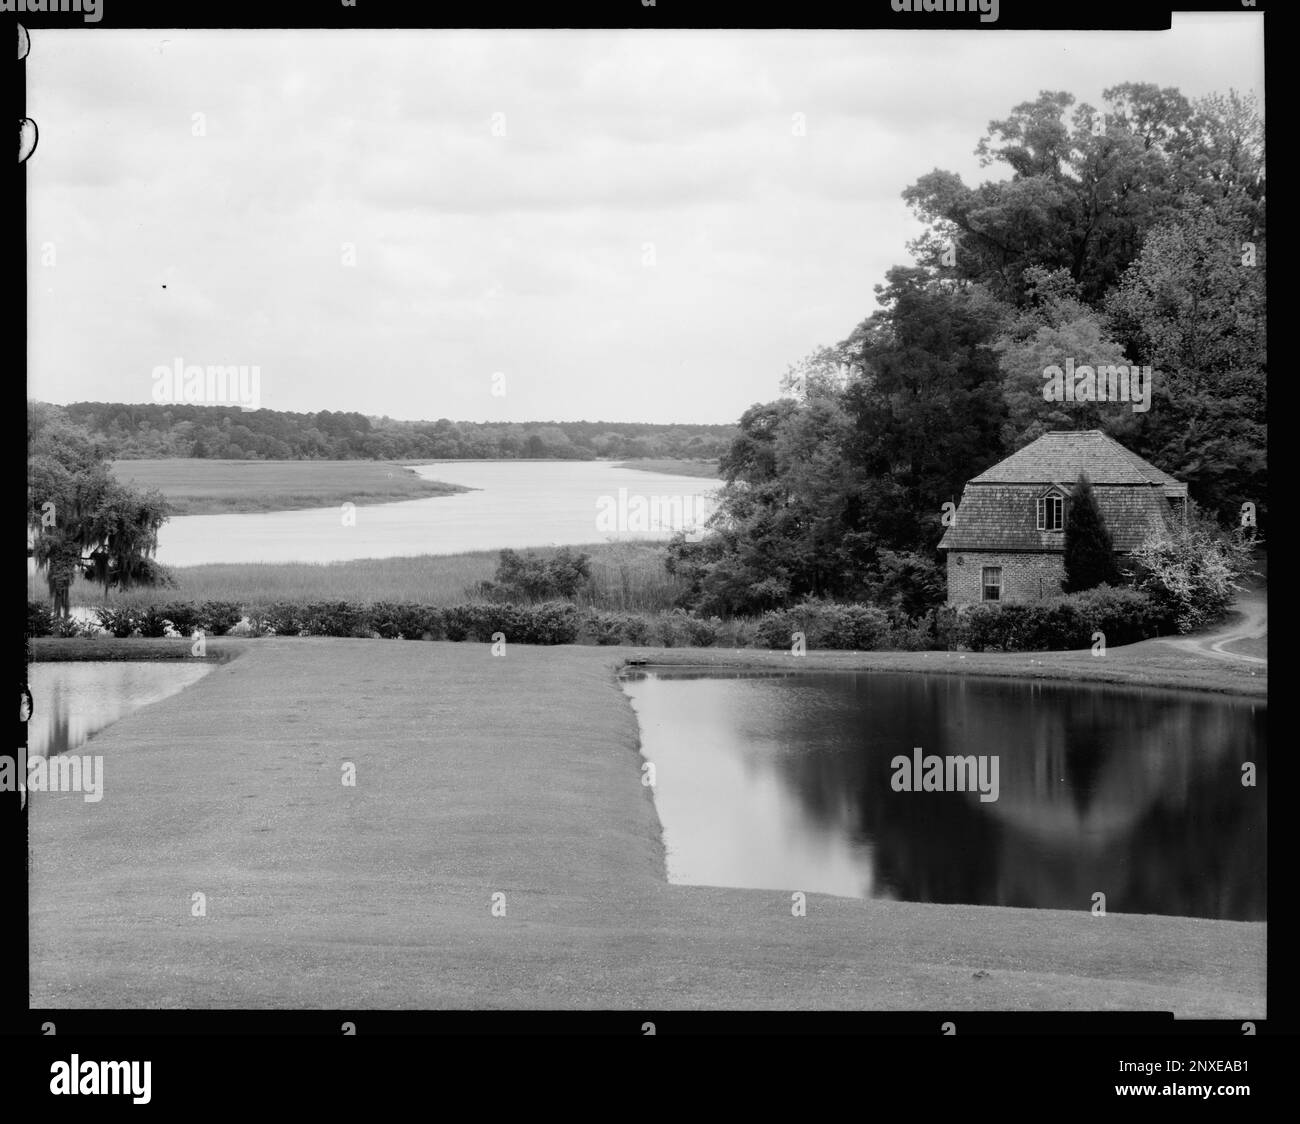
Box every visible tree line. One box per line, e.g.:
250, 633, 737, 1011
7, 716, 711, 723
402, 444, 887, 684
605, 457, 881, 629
50, 402, 736, 463
668, 84, 1265, 617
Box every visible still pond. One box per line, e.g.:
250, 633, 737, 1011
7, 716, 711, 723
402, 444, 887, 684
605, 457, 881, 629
622, 669, 1265, 921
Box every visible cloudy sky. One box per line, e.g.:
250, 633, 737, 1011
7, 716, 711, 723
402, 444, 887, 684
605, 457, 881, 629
28, 16, 1262, 425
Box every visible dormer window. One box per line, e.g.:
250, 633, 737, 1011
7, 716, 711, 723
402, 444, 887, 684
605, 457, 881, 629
1036, 488, 1066, 532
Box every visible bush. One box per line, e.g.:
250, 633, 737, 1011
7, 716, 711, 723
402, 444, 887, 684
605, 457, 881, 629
442, 604, 477, 641
261, 601, 304, 636
300, 600, 368, 638
485, 547, 593, 602
244, 608, 273, 637
160, 601, 202, 637
137, 606, 172, 638
367, 602, 442, 640
53, 614, 95, 638
499, 601, 580, 645
931, 605, 963, 651
656, 608, 718, 648
961, 587, 1169, 651
620, 614, 650, 646
27, 601, 54, 638
1130, 516, 1258, 633
196, 600, 243, 636
886, 613, 939, 651
1068, 585, 1170, 646
586, 610, 628, 646
366, 601, 406, 639
754, 601, 892, 650
95, 606, 138, 638
441, 601, 580, 645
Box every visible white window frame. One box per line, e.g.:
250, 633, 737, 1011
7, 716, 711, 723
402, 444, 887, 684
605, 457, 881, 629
981, 566, 1003, 602
1036, 491, 1065, 532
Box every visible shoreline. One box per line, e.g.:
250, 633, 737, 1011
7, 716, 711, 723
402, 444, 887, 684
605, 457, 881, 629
29, 634, 1266, 698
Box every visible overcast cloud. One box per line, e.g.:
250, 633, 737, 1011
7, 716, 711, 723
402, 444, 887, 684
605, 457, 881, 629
27, 17, 1263, 424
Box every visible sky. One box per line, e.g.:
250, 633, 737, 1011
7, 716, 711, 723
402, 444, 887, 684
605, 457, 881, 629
27, 16, 1263, 426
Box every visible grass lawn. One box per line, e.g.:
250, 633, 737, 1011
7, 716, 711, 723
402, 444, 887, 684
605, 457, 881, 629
110, 458, 470, 515
28, 638, 1263, 1012
1221, 636, 1267, 660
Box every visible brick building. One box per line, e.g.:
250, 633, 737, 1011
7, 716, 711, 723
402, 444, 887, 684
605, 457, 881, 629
938, 430, 1186, 605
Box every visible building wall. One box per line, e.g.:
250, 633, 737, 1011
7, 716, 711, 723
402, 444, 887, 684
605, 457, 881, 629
945, 550, 1067, 605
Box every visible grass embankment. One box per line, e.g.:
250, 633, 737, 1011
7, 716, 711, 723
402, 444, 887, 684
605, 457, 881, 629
28, 639, 1264, 1013
110, 458, 470, 515
32, 541, 688, 614
29, 628, 1266, 697
28, 637, 242, 662
636, 642, 1265, 698
614, 458, 720, 478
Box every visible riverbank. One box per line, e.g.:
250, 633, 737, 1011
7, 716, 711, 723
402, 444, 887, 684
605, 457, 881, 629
631, 640, 1266, 698
29, 627, 1266, 697
615, 458, 720, 478
111, 458, 470, 515
29, 639, 1264, 1013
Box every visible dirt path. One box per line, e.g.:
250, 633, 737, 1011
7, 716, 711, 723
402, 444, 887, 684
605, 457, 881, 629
1154, 594, 1267, 666
28, 640, 1264, 1016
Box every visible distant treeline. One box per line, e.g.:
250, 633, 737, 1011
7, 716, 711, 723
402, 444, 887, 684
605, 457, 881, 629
52, 402, 736, 462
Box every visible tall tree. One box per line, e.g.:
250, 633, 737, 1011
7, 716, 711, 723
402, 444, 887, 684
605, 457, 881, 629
27, 404, 172, 617
1062, 474, 1121, 592
1104, 196, 1266, 524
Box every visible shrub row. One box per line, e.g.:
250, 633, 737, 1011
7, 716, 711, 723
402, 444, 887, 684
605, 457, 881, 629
754, 602, 894, 651
29, 589, 1170, 652
960, 586, 1170, 652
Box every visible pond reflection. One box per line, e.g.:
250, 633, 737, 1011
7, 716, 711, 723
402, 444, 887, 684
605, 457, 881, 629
622, 670, 1265, 920
26, 662, 217, 758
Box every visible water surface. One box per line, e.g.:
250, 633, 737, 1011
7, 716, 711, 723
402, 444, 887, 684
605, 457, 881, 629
151, 460, 717, 565
27, 661, 216, 758
622, 669, 1265, 920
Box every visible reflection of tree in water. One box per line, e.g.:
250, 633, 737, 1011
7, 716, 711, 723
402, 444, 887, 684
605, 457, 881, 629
752, 673, 1265, 919
45, 706, 74, 758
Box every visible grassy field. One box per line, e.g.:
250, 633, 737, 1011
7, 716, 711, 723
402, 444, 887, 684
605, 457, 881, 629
31, 540, 689, 613
110, 458, 469, 515
615, 458, 720, 478
1222, 637, 1267, 659
27, 638, 1265, 1012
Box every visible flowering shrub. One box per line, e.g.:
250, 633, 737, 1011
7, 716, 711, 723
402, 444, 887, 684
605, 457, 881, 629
1129, 519, 1257, 634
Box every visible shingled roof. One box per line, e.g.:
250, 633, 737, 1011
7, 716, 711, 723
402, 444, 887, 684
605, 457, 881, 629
939, 431, 1184, 553
969, 430, 1186, 497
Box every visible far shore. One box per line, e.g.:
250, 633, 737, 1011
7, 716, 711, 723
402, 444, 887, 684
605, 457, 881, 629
111, 457, 469, 516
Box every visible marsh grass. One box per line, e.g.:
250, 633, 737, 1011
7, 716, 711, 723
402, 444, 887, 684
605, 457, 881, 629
31, 540, 690, 614
109, 458, 469, 515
